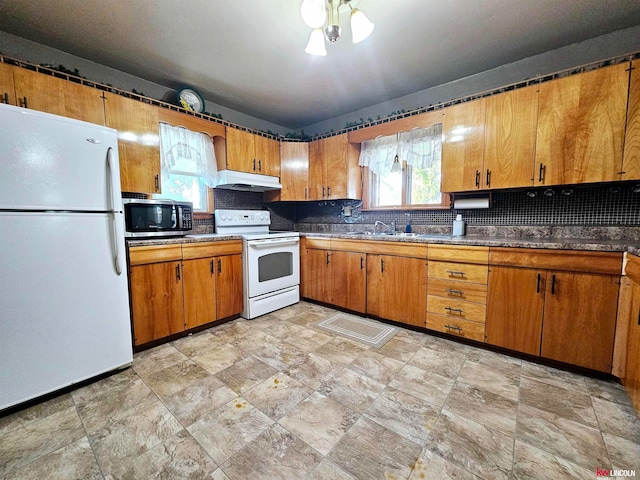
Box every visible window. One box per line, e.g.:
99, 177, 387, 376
360, 124, 446, 208
157, 123, 217, 211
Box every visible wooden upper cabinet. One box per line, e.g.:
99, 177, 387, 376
225, 127, 280, 176
0, 63, 16, 106
278, 142, 309, 201
623, 60, 640, 181
535, 63, 629, 186
442, 98, 486, 192
255, 135, 280, 177
308, 134, 361, 200
226, 127, 255, 173
483, 86, 538, 189
11, 67, 105, 124
104, 93, 160, 194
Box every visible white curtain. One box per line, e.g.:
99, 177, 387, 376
359, 123, 442, 176
159, 122, 217, 186
399, 123, 442, 170
358, 133, 400, 177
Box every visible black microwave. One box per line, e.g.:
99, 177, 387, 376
123, 199, 193, 238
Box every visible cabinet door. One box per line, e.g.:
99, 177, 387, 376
486, 266, 544, 355
0, 63, 16, 106
255, 136, 280, 177
182, 257, 216, 329
308, 139, 324, 200
279, 142, 309, 201
226, 127, 255, 173
216, 254, 244, 319
303, 248, 332, 303
332, 251, 366, 313
130, 261, 184, 346
13, 68, 105, 124
541, 272, 619, 372
625, 280, 640, 412
484, 86, 537, 189
535, 63, 629, 186
104, 93, 160, 194
366, 254, 383, 318
622, 60, 640, 181
377, 255, 427, 327
442, 98, 486, 192
324, 134, 349, 199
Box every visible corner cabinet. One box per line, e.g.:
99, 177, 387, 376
104, 93, 161, 194
128, 241, 243, 348
308, 134, 361, 200
225, 127, 280, 177
535, 63, 629, 186
486, 248, 622, 372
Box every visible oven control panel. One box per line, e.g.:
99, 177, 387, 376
214, 209, 270, 227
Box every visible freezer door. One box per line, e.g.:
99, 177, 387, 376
0, 211, 132, 410
0, 104, 121, 212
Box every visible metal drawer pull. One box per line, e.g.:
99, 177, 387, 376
444, 307, 464, 314
445, 289, 464, 296
446, 270, 466, 277
2, 93, 8, 104
444, 324, 463, 332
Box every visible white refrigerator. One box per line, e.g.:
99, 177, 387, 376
0, 103, 133, 411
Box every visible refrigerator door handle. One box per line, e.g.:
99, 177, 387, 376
106, 147, 123, 275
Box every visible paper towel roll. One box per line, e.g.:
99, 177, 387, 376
453, 197, 490, 209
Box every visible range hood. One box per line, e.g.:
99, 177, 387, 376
212, 170, 282, 192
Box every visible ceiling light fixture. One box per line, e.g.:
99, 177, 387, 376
301, 0, 374, 56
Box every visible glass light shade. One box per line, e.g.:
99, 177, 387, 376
390, 155, 401, 173
350, 8, 374, 43
305, 28, 327, 56
300, 0, 327, 28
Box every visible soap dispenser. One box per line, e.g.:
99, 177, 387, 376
452, 214, 465, 236
404, 213, 412, 233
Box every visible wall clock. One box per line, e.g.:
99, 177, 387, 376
177, 87, 205, 113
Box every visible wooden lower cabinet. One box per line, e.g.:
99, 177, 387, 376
486, 263, 620, 372
302, 247, 366, 313
129, 242, 243, 347
368, 255, 427, 327
216, 254, 244, 319
624, 279, 640, 412
541, 271, 619, 372
130, 260, 185, 346
486, 266, 544, 355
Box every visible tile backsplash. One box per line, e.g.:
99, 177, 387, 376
183, 182, 640, 239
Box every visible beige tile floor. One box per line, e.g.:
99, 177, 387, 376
2, 301, 640, 479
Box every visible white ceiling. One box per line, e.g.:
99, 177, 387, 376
1, 0, 640, 129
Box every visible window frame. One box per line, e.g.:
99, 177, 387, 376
362, 161, 450, 211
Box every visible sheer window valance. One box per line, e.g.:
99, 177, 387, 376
159, 122, 217, 186
358, 123, 442, 177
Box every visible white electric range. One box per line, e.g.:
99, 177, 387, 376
215, 209, 300, 319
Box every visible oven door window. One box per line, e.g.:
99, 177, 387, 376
258, 252, 293, 282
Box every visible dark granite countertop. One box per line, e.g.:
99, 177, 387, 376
126, 234, 242, 248
300, 232, 638, 253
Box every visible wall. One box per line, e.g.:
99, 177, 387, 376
0, 31, 290, 135
300, 25, 640, 136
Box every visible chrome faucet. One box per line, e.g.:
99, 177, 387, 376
375, 220, 396, 233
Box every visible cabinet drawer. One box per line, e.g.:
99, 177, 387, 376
428, 278, 487, 303
489, 248, 623, 275
427, 295, 486, 323
429, 261, 488, 284
305, 237, 331, 250
182, 241, 242, 260
427, 313, 485, 342
129, 244, 182, 266
428, 244, 489, 264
